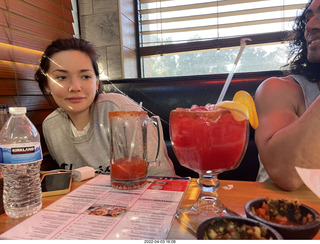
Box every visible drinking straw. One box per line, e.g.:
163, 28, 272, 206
216, 38, 252, 104
128, 102, 143, 161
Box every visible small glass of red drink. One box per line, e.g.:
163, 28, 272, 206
169, 104, 249, 233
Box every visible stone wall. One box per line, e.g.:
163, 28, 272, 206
78, 0, 137, 79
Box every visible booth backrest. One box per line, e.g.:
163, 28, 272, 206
104, 71, 283, 181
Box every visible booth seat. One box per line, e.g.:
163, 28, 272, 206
103, 71, 283, 181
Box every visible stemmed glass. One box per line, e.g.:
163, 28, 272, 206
169, 104, 249, 233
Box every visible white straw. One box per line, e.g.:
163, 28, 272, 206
216, 38, 252, 104
128, 102, 143, 161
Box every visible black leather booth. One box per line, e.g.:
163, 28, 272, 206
103, 71, 282, 181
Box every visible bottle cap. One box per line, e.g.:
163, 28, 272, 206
9, 107, 27, 114
0, 104, 8, 110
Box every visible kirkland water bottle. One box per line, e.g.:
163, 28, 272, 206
0, 107, 42, 218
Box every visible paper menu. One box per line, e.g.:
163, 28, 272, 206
0, 175, 190, 240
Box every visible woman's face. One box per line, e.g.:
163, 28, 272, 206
45, 50, 99, 117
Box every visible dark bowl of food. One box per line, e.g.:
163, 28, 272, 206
245, 198, 320, 239
196, 216, 283, 240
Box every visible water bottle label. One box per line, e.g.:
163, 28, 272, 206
0, 142, 42, 164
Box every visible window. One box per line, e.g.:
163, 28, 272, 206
137, 0, 308, 77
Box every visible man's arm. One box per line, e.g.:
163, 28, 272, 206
254, 76, 320, 191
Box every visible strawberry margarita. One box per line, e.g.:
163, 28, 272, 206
169, 105, 248, 172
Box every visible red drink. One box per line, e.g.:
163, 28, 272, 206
170, 106, 248, 172
111, 157, 148, 180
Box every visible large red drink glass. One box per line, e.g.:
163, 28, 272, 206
169, 105, 249, 233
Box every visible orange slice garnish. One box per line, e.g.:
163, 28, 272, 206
233, 90, 259, 129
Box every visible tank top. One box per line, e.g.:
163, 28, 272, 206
291, 74, 320, 107
256, 74, 320, 182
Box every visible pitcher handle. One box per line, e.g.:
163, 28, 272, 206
148, 115, 162, 165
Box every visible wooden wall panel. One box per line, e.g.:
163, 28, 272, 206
0, 60, 16, 78
3, 0, 73, 33
1, 12, 72, 40
15, 96, 53, 110
0, 96, 17, 106
0, 60, 38, 80
0, 0, 71, 26
0, 43, 42, 64
62, 7, 73, 22
0, 95, 55, 111
16, 79, 42, 95
0, 79, 42, 96
28, 110, 55, 126
0, 79, 16, 95
61, 0, 72, 10
0, 28, 52, 52
25, 0, 72, 20
0, 0, 73, 155
0, 9, 7, 26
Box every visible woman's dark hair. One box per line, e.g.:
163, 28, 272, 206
286, 0, 320, 83
35, 38, 103, 96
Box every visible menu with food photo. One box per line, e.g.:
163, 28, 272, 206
0, 175, 190, 240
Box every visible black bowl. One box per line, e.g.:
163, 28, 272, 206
196, 216, 283, 240
245, 198, 320, 239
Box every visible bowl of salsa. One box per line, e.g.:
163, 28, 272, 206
196, 216, 283, 240
245, 197, 320, 239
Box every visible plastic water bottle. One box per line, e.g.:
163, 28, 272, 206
0, 107, 42, 218
0, 104, 9, 130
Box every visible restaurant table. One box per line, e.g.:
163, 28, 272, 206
0, 178, 319, 240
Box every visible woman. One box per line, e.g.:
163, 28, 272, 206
35, 38, 175, 176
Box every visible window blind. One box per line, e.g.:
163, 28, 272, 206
138, 0, 308, 56
0, 0, 74, 95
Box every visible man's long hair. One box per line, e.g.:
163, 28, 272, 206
286, 0, 320, 83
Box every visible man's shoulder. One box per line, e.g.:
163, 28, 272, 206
258, 75, 302, 93
263, 75, 297, 84
255, 75, 304, 106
